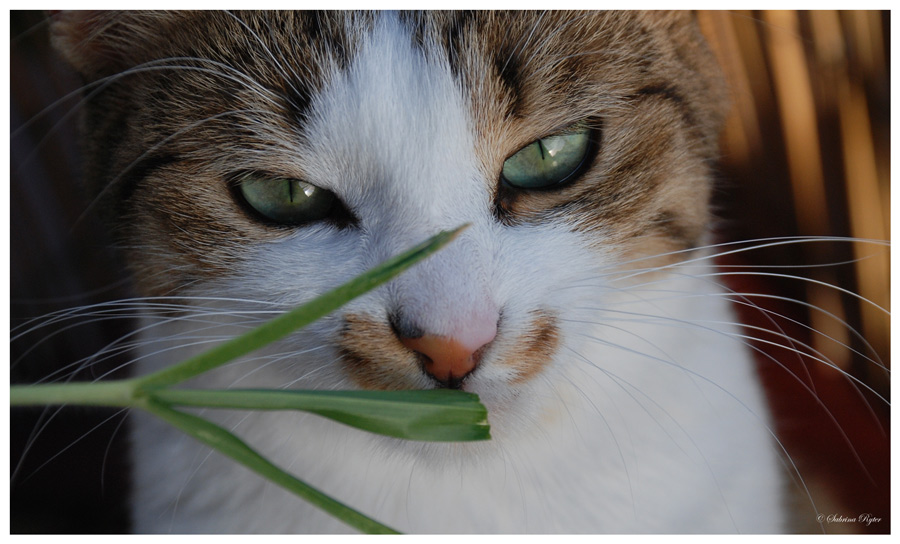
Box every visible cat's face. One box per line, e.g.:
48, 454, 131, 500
52, 11, 728, 416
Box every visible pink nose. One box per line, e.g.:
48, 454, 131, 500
399, 328, 496, 387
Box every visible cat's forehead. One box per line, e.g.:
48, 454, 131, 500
300, 14, 479, 212
104, 12, 697, 121
57, 11, 725, 161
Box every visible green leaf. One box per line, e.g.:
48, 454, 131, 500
147, 388, 491, 442
143, 399, 399, 534
136, 225, 468, 389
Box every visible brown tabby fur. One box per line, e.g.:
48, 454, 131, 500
52, 11, 728, 296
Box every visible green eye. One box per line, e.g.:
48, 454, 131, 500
501, 126, 592, 189
239, 176, 336, 225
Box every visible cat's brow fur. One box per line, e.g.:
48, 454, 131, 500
53, 11, 727, 294
48, 10, 791, 533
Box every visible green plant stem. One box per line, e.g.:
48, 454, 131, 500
143, 399, 399, 534
9, 226, 480, 534
10, 379, 140, 407
9, 228, 467, 411
137, 225, 467, 389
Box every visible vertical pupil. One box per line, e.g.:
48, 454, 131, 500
237, 176, 340, 226
501, 127, 591, 189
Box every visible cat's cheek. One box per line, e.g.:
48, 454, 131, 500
336, 313, 433, 391
489, 310, 561, 385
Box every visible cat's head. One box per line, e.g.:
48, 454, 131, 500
51, 11, 729, 415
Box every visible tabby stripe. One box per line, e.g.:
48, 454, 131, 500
651, 210, 698, 250
441, 10, 476, 81
298, 11, 355, 71
629, 84, 698, 130
117, 152, 180, 205
494, 50, 523, 119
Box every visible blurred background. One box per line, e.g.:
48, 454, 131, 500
10, 11, 135, 533
698, 11, 890, 533
9, 10, 890, 534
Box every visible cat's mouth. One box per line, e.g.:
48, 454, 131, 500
337, 310, 560, 392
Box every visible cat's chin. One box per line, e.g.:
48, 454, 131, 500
454, 377, 556, 439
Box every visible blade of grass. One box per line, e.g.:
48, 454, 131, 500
147, 388, 490, 442
142, 399, 399, 534
136, 225, 468, 389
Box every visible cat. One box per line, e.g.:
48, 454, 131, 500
11, 10, 887, 533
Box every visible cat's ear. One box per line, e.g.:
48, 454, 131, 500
49, 10, 155, 81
